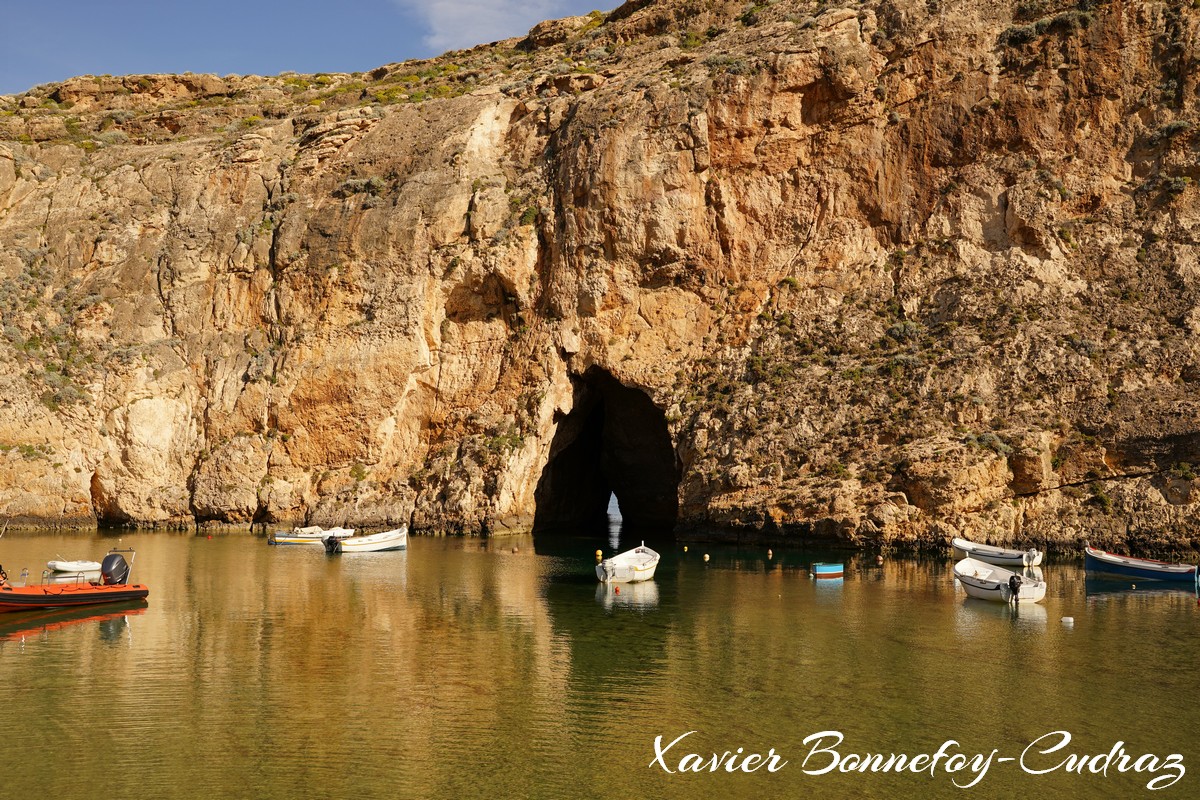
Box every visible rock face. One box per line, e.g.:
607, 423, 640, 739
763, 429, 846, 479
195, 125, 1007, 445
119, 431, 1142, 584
0, 0, 1199, 554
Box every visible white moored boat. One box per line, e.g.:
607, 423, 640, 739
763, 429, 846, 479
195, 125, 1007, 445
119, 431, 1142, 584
596, 543, 660, 583
323, 527, 407, 554
954, 557, 1047, 603
952, 536, 1043, 567
269, 525, 355, 546
47, 559, 102, 573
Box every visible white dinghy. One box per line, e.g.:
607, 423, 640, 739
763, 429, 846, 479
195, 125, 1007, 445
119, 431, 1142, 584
323, 527, 407, 554
46, 559, 102, 573
596, 543, 660, 583
269, 525, 355, 546
954, 557, 1047, 604
952, 536, 1043, 567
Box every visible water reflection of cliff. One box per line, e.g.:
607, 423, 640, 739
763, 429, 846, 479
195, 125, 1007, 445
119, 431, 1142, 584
2, 532, 1196, 798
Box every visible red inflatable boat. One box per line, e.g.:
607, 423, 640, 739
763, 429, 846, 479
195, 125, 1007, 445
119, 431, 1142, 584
0, 549, 149, 612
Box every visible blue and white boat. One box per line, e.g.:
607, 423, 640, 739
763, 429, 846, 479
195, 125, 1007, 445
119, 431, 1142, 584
1084, 546, 1197, 583
811, 562, 844, 579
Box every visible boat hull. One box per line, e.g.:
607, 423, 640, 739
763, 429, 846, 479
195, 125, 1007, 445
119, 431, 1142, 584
269, 535, 327, 546
0, 583, 150, 612
324, 528, 408, 554
954, 557, 1046, 603
1084, 547, 1197, 583
811, 562, 844, 579
951, 537, 1043, 567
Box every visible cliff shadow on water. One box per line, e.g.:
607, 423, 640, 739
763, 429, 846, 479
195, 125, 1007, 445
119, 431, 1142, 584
532, 368, 680, 555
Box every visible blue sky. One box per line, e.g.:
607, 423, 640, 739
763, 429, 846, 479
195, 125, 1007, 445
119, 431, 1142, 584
1, 0, 615, 95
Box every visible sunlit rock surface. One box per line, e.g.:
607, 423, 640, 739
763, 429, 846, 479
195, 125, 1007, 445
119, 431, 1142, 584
1, 0, 1198, 553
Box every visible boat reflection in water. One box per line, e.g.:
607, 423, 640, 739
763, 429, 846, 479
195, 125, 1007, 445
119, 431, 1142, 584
955, 596, 1048, 634
594, 580, 659, 610
0, 602, 147, 644
1085, 576, 1199, 602
813, 576, 844, 593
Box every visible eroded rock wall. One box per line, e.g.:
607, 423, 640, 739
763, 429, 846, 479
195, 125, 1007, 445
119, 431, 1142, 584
1, 0, 1198, 553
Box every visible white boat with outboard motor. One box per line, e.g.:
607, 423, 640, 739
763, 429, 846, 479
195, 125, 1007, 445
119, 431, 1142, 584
596, 543, 660, 583
953, 557, 1047, 604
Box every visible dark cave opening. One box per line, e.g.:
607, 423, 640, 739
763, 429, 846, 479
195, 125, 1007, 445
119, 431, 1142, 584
533, 368, 680, 541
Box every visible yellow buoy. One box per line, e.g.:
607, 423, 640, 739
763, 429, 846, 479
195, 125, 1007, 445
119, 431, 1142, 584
595, 550, 603, 558
683, 545, 688, 552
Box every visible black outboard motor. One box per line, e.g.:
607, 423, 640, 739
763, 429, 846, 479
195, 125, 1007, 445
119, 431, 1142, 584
1007, 574, 1023, 603
100, 552, 131, 586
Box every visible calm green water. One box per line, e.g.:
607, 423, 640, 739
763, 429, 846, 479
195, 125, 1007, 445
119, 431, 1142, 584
0, 530, 1195, 798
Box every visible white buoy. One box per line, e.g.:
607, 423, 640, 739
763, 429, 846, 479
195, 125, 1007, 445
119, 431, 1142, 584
703, 553, 710, 562
767, 549, 773, 559
1062, 617, 1075, 626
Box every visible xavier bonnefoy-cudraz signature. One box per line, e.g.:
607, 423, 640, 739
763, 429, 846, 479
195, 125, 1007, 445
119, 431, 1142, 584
649, 730, 1185, 790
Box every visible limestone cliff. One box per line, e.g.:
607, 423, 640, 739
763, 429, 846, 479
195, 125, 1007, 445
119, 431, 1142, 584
1, 0, 1198, 554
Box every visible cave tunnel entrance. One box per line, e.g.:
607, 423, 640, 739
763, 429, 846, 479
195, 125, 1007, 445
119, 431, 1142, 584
533, 368, 680, 547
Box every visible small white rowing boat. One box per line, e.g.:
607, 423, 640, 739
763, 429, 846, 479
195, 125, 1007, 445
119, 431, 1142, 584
952, 536, 1043, 567
596, 543, 660, 583
269, 525, 355, 546
954, 557, 1047, 603
323, 527, 407, 554
47, 559, 101, 573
